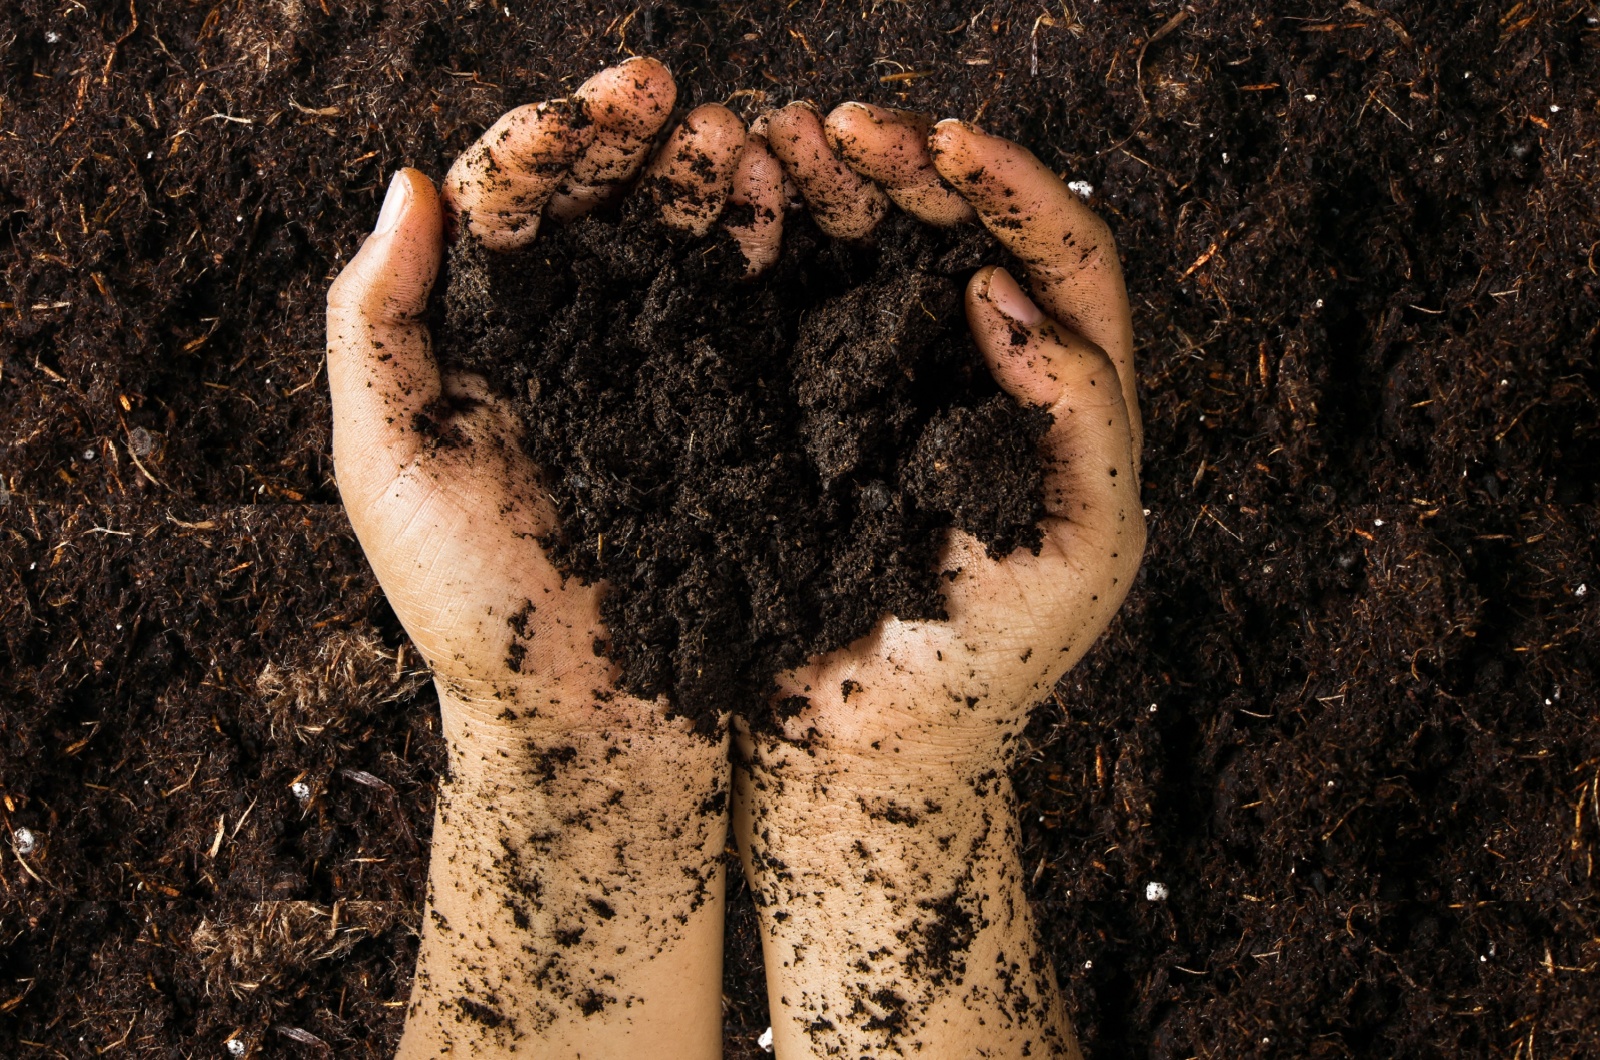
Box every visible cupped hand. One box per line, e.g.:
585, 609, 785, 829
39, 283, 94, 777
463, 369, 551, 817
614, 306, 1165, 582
327, 58, 738, 1059
754, 108, 1146, 772
738, 107, 1143, 1060
327, 61, 690, 747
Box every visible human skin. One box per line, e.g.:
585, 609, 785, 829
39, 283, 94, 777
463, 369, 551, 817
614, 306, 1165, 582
325, 59, 781, 1058
737, 105, 1146, 1058
329, 53, 1142, 1057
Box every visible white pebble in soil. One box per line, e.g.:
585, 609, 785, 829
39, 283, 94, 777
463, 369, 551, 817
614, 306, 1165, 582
14, 828, 37, 855
291, 781, 312, 800
226, 1039, 246, 1057
1067, 180, 1094, 201
757, 1026, 774, 1052
1145, 880, 1169, 902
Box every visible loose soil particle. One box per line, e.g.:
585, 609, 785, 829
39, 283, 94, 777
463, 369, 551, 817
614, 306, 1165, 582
1, 2, 1597, 1058
438, 205, 1045, 732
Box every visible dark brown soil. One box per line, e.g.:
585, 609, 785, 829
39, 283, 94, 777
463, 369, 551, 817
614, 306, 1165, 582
2, 2, 1597, 1058
439, 206, 1044, 731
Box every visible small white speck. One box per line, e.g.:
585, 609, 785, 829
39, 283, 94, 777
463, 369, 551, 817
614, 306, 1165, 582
1576, 583, 1588, 597
147, 151, 154, 160
1464, 71, 1473, 79
13, 828, 36, 855
236, 215, 244, 223
1084, 959, 1094, 969
1199, 414, 1206, 422
1222, 152, 1230, 162
1315, 298, 1324, 308
1434, 154, 1444, 163
1262, 564, 1273, 573
1480, 954, 1488, 962
1148, 703, 1158, 713
46, 31, 61, 43
82, 448, 97, 462
1304, 93, 1317, 101
291, 781, 312, 800
1374, 518, 1385, 527
757, 1027, 774, 1052
115, 623, 122, 630
1550, 104, 1561, 113
226, 1039, 246, 1058
30, 562, 36, 570
1263, 1038, 1272, 1045
1145, 880, 1169, 902
1500, 379, 1509, 386
1143, 508, 1151, 517
1067, 180, 1095, 200
1545, 699, 1552, 705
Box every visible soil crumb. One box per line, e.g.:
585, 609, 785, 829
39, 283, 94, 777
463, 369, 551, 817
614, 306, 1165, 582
439, 206, 1046, 730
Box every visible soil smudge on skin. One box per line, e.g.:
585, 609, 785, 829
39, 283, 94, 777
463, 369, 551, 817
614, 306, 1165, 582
439, 206, 1046, 730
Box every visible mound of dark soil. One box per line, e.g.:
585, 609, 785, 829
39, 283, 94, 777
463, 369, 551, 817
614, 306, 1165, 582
439, 207, 1046, 729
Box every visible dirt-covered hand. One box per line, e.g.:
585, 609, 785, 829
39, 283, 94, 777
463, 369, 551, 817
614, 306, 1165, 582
327, 58, 726, 1060
735, 118, 1143, 1060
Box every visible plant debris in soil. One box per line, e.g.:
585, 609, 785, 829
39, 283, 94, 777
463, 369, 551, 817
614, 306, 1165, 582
2, 1, 1597, 1058
438, 205, 1046, 730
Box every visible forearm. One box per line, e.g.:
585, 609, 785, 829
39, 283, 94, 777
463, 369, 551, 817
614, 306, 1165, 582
400, 694, 729, 1059
736, 738, 1081, 1060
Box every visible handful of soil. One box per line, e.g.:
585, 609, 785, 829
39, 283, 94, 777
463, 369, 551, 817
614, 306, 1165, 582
438, 205, 1049, 732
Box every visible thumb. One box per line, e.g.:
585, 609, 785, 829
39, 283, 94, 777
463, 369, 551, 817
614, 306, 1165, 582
965, 266, 1142, 556
326, 168, 445, 500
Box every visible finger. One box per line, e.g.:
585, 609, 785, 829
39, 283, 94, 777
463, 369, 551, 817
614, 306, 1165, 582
643, 103, 746, 236
824, 103, 975, 227
765, 101, 888, 240
965, 266, 1138, 546
748, 113, 804, 209
441, 101, 588, 252
546, 57, 678, 220
930, 121, 1141, 464
326, 169, 445, 497
724, 133, 784, 275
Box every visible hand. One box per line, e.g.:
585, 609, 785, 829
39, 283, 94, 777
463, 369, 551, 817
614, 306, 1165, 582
737, 106, 1145, 1059
326, 59, 734, 1059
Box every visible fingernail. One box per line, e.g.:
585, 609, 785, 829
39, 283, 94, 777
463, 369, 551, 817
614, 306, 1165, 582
374, 171, 410, 238
985, 267, 1044, 326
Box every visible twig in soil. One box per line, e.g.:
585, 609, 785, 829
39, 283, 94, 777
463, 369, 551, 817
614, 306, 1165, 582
275, 1026, 331, 1054
340, 768, 419, 855
1343, 1, 1412, 46
231, 795, 259, 839
1135, 10, 1191, 107
102, 0, 140, 81
95, 1011, 137, 1054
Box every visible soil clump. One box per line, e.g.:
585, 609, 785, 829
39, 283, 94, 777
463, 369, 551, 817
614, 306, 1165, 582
439, 207, 1045, 729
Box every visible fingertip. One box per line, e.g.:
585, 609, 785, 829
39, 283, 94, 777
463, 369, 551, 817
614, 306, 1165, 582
687, 102, 747, 145
648, 104, 747, 235
727, 133, 784, 275
578, 56, 678, 134
965, 266, 1066, 409
330, 168, 443, 322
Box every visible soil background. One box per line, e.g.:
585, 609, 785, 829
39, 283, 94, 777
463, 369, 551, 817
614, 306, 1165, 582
1, 1, 1597, 1057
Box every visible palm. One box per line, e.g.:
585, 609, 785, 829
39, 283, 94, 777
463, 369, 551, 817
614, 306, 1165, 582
341, 385, 617, 710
